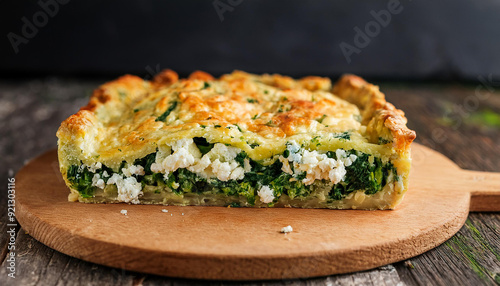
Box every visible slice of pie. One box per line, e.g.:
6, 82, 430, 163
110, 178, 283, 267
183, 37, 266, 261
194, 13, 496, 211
57, 70, 415, 210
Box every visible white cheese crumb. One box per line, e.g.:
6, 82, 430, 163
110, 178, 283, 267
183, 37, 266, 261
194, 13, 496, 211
210, 159, 233, 181
150, 163, 162, 173
102, 170, 109, 177
188, 155, 211, 174
170, 213, 173, 216
120, 210, 128, 216
151, 138, 199, 174
86, 162, 102, 172
286, 140, 302, 162
287, 146, 357, 186
243, 158, 251, 172
162, 147, 196, 172
210, 159, 245, 181
122, 165, 145, 177
91, 173, 105, 189
210, 143, 241, 161
150, 139, 250, 182
189, 143, 245, 181
279, 156, 293, 175
161, 209, 168, 213
229, 166, 245, 180
182, 213, 184, 216
258, 185, 275, 204
281, 225, 293, 233
107, 174, 143, 204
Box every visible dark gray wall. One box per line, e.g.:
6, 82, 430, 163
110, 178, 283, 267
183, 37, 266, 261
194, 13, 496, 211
2, 0, 499, 81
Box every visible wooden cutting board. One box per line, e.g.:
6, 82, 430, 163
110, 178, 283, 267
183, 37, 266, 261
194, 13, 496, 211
15, 143, 500, 280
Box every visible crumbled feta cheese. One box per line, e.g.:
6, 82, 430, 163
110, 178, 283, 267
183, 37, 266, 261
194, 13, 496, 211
102, 170, 110, 177
148, 139, 252, 182
210, 159, 245, 181
286, 140, 302, 162
148, 141, 245, 181
122, 165, 145, 177
229, 166, 245, 180
286, 146, 357, 186
188, 144, 246, 181
243, 158, 251, 172
91, 173, 105, 189
279, 156, 293, 175
120, 210, 128, 216
161, 209, 168, 213
210, 143, 241, 161
281, 225, 293, 233
131, 138, 358, 189
106, 173, 122, 185
86, 162, 102, 172
161, 147, 196, 172
151, 138, 200, 174
106, 173, 143, 204
151, 163, 164, 174
188, 155, 211, 174
258, 185, 275, 203
119, 177, 142, 204
210, 159, 233, 181
335, 149, 357, 167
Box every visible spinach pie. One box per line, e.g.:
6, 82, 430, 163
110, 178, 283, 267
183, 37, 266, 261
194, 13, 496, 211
57, 70, 415, 210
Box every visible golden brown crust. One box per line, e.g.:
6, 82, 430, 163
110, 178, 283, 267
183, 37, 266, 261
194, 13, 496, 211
57, 70, 414, 171
332, 74, 416, 154
152, 69, 179, 87
188, 70, 215, 81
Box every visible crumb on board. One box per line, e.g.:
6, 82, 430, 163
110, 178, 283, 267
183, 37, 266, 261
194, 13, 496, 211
281, 225, 293, 234
405, 261, 415, 269
120, 210, 128, 216
161, 209, 168, 213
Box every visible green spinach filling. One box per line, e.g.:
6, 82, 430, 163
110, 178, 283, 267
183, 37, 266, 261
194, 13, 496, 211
67, 142, 398, 204
67, 164, 113, 198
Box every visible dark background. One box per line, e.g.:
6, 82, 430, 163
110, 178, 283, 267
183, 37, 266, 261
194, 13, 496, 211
1, 0, 500, 82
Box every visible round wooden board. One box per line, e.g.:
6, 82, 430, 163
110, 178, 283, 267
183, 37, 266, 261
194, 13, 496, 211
15, 144, 500, 280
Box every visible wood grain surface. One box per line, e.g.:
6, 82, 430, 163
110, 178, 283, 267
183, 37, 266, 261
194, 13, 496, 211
0, 78, 499, 285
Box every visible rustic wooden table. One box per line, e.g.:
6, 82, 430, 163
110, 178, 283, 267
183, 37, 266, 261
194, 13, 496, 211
0, 77, 499, 285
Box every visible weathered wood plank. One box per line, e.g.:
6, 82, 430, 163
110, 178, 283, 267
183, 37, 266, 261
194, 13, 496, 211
393, 214, 500, 286
140, 265, 403, 286
0, 230, 139, 286
0, 79, 103, 285
382, 82, 500, 286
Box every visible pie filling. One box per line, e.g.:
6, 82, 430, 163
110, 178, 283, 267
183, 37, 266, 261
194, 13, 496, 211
66, 138, 401, 207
